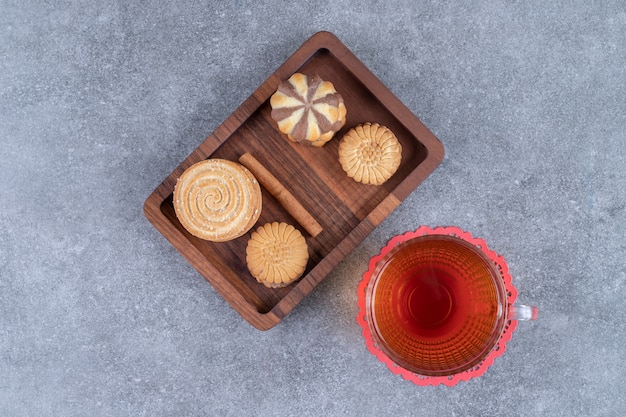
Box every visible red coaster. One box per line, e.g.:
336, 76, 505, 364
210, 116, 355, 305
356, 225, 518, 386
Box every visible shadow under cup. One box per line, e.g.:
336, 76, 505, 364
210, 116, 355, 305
365, 235, 508, 376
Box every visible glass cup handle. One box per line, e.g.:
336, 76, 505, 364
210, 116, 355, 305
509, 304, 539, 321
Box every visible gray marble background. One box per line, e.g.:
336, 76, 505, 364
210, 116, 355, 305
2, 1, 625, 416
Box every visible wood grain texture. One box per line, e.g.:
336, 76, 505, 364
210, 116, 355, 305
143, 31, 444, 330
239, 153, 323, 237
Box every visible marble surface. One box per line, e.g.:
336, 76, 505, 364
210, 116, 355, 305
2, 1, 625, 416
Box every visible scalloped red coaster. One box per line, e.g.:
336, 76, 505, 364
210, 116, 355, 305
356, 225, 518, 386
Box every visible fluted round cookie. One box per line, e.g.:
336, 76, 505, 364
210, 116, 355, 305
338, 123, 402, 185
270, 73, 347, 147
173, 159, 262, 242
246, 222, 309, 288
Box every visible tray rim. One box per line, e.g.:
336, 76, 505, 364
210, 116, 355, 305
143, 31, 445, 330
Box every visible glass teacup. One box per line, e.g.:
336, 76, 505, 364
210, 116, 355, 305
364, 230, 537, 377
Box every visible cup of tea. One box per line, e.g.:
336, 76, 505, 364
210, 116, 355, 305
358, 226, 537, 383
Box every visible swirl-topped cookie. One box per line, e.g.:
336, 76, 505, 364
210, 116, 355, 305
246, 222, 309, 288
270, 73, 347, 147
173, 159, 262, 242
338, 123, 402, 185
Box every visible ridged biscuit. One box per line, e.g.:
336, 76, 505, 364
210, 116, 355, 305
270, 73, 347, 147
338, 123, 402, 185
246, 222, 309, 288
173, 159, 262, 242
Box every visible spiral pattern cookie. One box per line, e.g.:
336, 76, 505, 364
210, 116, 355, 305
270, 73, 347, 147
246, 222, 309, 288
173, 159, 262, 242
338, 123, 402, 185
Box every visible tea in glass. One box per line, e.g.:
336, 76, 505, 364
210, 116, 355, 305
366, 235, 507, 376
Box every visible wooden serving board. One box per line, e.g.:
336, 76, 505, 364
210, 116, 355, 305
143, 31, 444, 330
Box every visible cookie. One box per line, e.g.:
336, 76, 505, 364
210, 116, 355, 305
338, 122, 402, 185
270, 73, 347, 147
173, 159, 262, 242
246, 222, 309, 288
